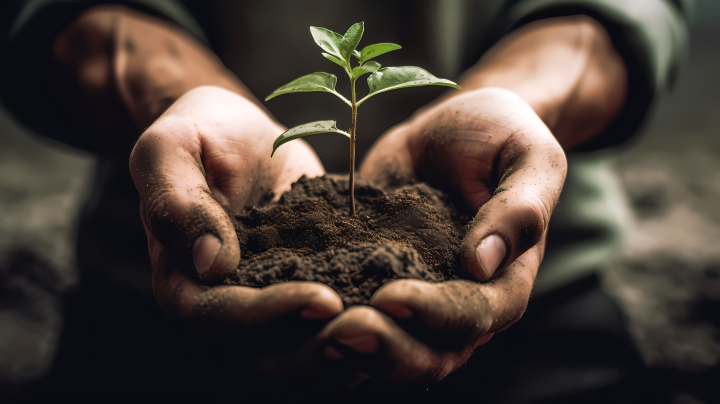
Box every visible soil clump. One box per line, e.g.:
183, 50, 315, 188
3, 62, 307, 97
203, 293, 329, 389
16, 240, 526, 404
225, 175, 471, 305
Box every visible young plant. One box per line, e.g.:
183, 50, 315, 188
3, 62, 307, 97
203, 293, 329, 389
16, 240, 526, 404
266, 22, 460, 215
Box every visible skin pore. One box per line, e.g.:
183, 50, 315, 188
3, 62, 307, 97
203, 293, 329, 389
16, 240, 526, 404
50, 6, 626, 383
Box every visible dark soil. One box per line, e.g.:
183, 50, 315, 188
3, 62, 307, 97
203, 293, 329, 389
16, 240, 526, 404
224, 175, 471, 306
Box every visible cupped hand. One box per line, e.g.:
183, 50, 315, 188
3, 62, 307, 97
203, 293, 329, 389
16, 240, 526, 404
129, 86, 343, 373
326, 88, 567, 382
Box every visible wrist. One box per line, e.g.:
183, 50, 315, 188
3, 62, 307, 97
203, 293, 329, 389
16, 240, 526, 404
112, 8, 255, 127
53, 6, 257, 133
455, 16, 626, 149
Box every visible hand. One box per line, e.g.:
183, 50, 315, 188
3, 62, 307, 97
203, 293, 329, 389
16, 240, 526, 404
325, 14, 626, 383
129, 86, 343, 374
328, 88, 567, 382
57, 7, 349, 379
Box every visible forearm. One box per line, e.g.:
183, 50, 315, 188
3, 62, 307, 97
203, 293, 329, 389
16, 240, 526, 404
455, 15, 627, 150
51, 6, 255, 151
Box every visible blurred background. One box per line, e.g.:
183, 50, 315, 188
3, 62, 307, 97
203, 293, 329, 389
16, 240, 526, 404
0, 0, 718, 401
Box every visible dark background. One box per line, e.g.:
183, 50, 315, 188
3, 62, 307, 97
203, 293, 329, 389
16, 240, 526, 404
0, 0, 718, 401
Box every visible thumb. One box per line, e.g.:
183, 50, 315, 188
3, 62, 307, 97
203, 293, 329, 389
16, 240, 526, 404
130, 120, 240, 281
462, 125, 566, 281
192, 233, 225, 276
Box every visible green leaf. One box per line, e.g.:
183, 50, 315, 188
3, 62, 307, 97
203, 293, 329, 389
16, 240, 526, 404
310, 26, 344, 61
352, 61, 381, 79
359, 43, 402, 63
352, 50, 361, 59
322, 52, 345, 68
340, 22, 364, 61
358, 66, 461, 105
265, 72, 351, 106
271, 121, 350, 157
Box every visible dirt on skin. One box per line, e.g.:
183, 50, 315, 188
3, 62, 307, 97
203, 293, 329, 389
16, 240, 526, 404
224, 175, 472, 306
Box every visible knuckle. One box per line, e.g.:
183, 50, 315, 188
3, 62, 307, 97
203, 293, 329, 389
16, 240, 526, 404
524, 191, 553, 232
129, 130, 160, 180
495, 301, 530, 333
145, 181, 174, 216
144, 183, 176, 232
146, 193, 213, 256
516, 190, 553, 251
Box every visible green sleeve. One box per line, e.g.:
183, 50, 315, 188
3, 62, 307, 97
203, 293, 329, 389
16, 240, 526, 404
6, 0, 205, 43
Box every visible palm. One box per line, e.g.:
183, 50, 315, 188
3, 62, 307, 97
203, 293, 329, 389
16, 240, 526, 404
362, 89, 536, 209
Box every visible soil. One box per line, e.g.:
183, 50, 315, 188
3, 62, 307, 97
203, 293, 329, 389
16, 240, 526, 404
224, 175, 472, 306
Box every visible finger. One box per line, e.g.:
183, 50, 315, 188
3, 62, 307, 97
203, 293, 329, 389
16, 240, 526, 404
157, 264, 343, 326
189, 283, 343, 359
369, 279, 491, 349
156, 270, 346, 382
459, 93, 566, 281
153, 236, 345, 346
153, 245, 343, 344
370, 244, 541, 348
146, 220, 343, 374
320, 306, 455, 382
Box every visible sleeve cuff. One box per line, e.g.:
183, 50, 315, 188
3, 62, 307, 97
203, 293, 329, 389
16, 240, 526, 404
8, 0, 206, 44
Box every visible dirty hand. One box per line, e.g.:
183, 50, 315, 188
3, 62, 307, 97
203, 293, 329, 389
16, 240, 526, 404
57, 6, 349, 373
129, 86, 343, 371
326, 14, 627, 382
329, 88, 567, 382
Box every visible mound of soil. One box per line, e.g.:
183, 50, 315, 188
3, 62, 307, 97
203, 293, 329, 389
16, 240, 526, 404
224, 175, 471, 305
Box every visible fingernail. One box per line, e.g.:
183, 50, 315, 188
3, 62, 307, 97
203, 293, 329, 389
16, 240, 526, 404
192, 234, 222, 274
335, 333, 379, 353
476, 234, 506, 278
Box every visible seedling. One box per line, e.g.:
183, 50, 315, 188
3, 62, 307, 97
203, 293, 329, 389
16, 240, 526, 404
266, 22, 460, 215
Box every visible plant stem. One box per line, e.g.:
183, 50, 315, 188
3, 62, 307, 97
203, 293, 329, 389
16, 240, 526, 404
349, 78, 357, 216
